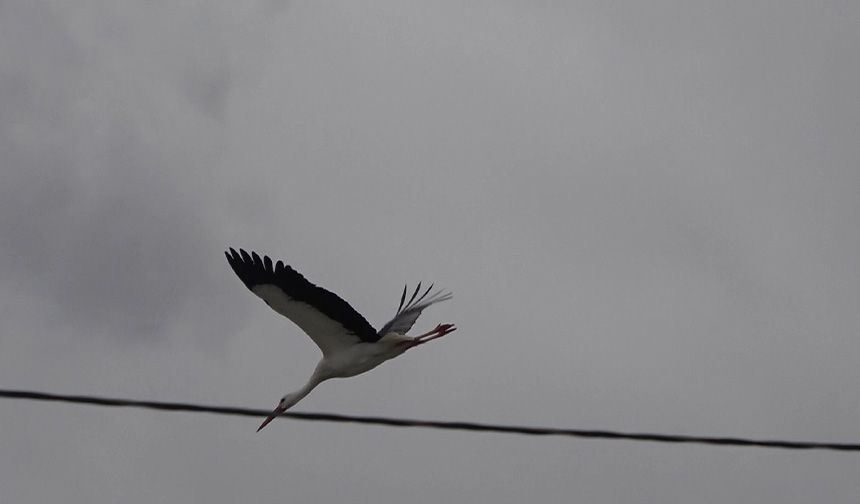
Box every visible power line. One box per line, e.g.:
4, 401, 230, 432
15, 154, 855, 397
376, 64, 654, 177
1, 388, 857, 452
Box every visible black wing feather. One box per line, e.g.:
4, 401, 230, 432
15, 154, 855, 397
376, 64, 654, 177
398, 284, 408, 313
225, 248, 379, 343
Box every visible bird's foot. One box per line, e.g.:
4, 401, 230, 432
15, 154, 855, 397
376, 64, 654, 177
413, 323, 457, 345
435, 323, 457, 337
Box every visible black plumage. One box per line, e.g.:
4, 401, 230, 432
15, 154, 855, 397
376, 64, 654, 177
225, 248, 379, 342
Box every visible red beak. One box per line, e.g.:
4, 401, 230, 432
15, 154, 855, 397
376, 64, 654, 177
257, 405, 286, 432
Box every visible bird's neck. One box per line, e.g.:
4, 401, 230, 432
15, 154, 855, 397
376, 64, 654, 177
284, 373, 324, 410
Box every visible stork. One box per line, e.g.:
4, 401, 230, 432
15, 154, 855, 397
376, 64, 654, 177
225, 248, 456, 431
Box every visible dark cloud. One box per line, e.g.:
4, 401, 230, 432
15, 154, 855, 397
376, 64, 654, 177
1, 2, 859, 503
0, 3, 235, 343
182, 60, 232, 120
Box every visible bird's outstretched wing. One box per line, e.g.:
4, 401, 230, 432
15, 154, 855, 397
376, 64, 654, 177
225, 248, 380, 355
377, 283, 453, 336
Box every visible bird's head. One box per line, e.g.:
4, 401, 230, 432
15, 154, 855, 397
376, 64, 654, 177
278, 395, 292, 409
257, 396, 291, 432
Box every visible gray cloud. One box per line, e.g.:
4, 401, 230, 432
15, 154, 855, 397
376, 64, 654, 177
0, 3, 238, 342
1, 2, 859, 503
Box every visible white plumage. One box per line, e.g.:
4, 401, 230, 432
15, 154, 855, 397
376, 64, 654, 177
225, 248, 456, 431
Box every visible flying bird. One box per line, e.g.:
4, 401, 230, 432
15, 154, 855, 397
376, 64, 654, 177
225, 248, 456, 431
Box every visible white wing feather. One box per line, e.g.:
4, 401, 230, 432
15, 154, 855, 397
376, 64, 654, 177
378, 283, 453, 336
251, 285, 366, 356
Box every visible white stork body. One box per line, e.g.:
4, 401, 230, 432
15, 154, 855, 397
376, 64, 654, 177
226, 248, 455, 431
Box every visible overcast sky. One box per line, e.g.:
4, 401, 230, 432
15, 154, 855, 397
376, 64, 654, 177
2, 1, 859, 502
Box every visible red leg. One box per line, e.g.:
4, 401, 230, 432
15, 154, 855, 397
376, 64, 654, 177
413, 324, 444, 340
412, 324, 457, 345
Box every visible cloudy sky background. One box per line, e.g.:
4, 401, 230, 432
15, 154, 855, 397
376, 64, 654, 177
2, 1, 859, 502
